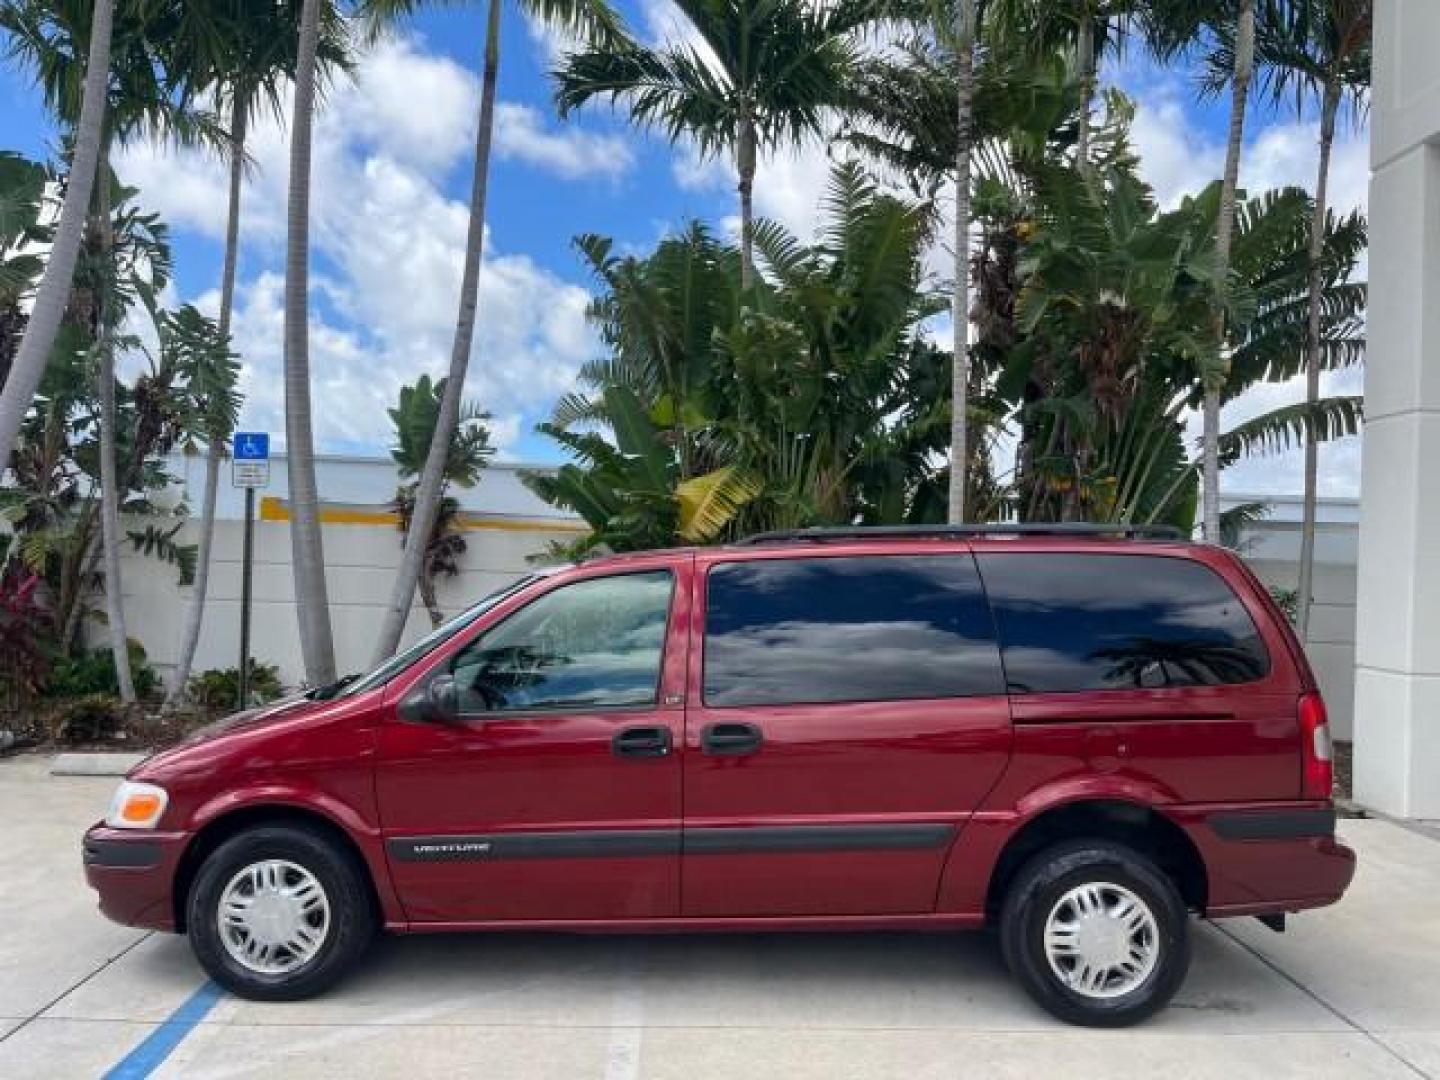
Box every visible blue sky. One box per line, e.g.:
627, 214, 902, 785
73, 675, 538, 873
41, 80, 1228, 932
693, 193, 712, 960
0, 2, 1370, 495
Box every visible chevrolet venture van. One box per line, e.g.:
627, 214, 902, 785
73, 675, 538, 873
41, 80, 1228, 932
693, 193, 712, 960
84, 525, 1354, 1026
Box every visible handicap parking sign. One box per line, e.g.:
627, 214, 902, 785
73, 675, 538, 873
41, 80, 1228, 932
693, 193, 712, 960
234, 432, 270, 461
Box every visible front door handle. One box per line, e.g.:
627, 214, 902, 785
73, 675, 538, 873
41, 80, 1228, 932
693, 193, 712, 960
701, 722, 763, 756
612, 725, 672, 759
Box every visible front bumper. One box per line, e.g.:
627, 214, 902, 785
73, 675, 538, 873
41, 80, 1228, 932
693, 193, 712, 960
83, 824, 189, 931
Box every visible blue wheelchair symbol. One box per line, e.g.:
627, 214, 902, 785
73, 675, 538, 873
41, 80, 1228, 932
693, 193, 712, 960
234, 433, 270, 461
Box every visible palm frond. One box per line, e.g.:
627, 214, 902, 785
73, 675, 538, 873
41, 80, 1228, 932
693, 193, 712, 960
1218, 394, 1363, 465
675, 465, 761, 541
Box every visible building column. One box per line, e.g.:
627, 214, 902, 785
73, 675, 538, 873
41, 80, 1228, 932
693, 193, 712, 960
1353, 0, 1440, 818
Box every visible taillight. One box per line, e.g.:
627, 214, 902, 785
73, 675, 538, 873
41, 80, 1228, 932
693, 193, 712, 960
1297, 691, 1334, 800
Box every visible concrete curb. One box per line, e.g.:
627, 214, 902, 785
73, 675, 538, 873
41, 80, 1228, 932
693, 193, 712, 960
49, 752, 147, 777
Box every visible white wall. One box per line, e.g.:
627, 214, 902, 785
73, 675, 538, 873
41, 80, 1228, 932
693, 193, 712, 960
114, 517, 579, 689
1352, 0, 1440, 818
106, 454, 582, 689
1235, 498, 1360, 740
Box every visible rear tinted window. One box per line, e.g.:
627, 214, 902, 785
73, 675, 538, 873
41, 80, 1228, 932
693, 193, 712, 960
976, 553, 1269, 693
704, 555, 1003, 706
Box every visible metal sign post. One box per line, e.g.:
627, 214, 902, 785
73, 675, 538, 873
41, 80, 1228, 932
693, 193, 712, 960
232, 433, 271, 710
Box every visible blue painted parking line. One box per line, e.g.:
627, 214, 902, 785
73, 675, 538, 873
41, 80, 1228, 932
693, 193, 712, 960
102, 981, 224, 1079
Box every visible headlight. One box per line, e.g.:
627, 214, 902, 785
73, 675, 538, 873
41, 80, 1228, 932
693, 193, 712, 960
105, 781, 169, 829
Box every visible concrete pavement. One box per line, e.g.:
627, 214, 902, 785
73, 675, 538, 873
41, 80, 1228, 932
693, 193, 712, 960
0, 754, 1435, 1079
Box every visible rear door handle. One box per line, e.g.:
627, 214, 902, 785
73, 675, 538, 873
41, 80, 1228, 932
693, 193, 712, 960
612, 726, 672, 759
701, 722, 763, 756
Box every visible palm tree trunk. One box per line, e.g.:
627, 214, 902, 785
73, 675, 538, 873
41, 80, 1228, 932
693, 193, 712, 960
167, 94, 248, 705
59, 505, 101, 652
1075, 7, 1094, 171
418, 566, 444, 630
166, 446, 221, 701
285, 0, 337, 686
1295, 79, 1340, 640
0, 0, 113, 474
94, 153, 136, 704
371, 0, 502, 665
1203, 0, 1254, 544
737, 115, 757, 291
947, 0, 977, 525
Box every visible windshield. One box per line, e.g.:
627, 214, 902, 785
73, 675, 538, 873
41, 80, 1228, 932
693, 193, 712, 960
328, 574, 545, 699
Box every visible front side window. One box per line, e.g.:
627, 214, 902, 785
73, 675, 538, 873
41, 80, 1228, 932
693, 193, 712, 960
448, 571, 674, 714
976, 553, 1270, 693
704, 555, 1004, 707
332, 574, 543, 698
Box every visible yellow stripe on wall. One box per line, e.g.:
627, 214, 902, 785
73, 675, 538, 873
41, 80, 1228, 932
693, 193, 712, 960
258, 496, 586, 533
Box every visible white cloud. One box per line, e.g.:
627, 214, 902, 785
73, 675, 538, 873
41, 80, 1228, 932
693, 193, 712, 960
524, 12, 584, 69
494, 103, 635, 180
348, 38, 478, 172
1129, 96, 1226, 210
671, 139, 730, 193
639, 0, 721, 68
111, 33, 603, 458
1129, 78, 1370, 216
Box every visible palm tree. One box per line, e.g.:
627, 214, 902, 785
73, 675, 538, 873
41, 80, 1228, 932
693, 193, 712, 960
4, 181, 174, 659
363, 0, 619, 664
0, 151, 48, 376
282, 0, 339, 686
989, 0, 1137, 170
554, 0, 877, 291
4, 0, 223, 700
947, 0, 978, 524
94, 169, 135, 701
163, 309, 240, 706
530, 165, 952, 547
1252, 0, 1371, 637
1205, 0, 1256, 545
962, 76, 1369, 531
162, 0, 351, 703
0, 0, 112, 477
1149, 0, 1259, 542
844, 33, 1080, 521
386, 375, 493, 628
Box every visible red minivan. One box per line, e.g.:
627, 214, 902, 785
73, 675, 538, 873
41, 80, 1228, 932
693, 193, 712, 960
84, 525, 1355, 1026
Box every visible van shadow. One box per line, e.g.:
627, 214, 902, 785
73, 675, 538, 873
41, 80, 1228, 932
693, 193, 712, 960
270, 928, 1023, 1028
162, 921, 1295, 1031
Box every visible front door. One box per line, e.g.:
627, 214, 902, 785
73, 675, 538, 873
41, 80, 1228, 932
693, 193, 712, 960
682, 550, 1012, 917
376, 556, 690, 923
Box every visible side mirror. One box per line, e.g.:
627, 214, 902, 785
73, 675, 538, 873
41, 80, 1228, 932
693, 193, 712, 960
397, 673, 461, 724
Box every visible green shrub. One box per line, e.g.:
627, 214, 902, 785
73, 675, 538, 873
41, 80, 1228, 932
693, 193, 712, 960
48, 694, 131, 743
189, 660, 284, 710
46, 642, 159, 700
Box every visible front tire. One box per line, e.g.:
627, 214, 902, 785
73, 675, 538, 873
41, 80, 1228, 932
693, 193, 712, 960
1000, 840, 1190, 1027
186, 824, 375, 1001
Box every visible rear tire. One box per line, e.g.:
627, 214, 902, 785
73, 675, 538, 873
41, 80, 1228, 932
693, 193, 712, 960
999, 840, 1190, 1027
186, 824, 375, 1001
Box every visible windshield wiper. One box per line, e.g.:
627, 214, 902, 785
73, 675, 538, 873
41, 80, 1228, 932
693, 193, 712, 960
306, 673, 361, 701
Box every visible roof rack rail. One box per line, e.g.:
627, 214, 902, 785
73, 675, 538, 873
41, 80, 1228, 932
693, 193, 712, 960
736, 523, 1190, 545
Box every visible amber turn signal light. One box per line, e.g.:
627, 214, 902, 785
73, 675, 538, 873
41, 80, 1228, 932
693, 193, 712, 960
105, 781, 169, 830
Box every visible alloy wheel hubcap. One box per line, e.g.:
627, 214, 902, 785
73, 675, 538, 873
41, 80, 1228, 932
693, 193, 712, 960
1042, 882, 1159, 999
218, 859, 330, 975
